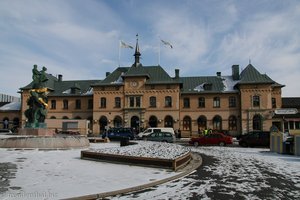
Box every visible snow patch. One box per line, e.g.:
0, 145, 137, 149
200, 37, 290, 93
90, 141, 191, 160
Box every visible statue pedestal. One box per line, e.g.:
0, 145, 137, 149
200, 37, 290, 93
18, 128, 54, 136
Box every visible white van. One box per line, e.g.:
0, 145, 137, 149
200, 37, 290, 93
137, 127, 175, 138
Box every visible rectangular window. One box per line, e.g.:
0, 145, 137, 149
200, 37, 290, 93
229, 96, 236, 108
88, 99, 93, 109
128, 96, 141, 108
129, 97, 135, 107
149, 97, 156, 107
100, 97, 106, 108
165, 96, 172, 107
183, 98, 190, 108
136, 97, 141, 107
272, 98, 276, 108
198, 97, 205, 108
253, 95, 260, 107
213, 97, 220, 108
75, 99, 81, 109
289, 121, 294, 129
115, 97, 121, 108
63, 99, 68, 109
295, 122, 300, 129
51, 100, 56, 109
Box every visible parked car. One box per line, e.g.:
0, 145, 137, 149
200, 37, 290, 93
137, 127, 175, 139
238, 131, 270, 147
189, 133, 233, 147
0, 129, 12, 134
144, 131, 175, 143
102, 128, 134, 140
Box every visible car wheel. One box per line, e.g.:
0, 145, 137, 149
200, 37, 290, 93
219, 142, 225, 146
194, 141, 199, 147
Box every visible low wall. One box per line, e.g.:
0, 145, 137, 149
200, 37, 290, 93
81, 150, 191, 171
0, 136, 90, 149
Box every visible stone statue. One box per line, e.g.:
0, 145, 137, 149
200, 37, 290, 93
25, 65, 49, 128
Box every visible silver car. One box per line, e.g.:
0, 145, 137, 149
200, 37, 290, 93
144, 131, 175, 143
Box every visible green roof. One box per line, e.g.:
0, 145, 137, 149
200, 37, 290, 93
49, 80, 100, 96
180, 76, 232, 94
94, 65, 178, 86
239, 64, 275, 84
20, 63, 282, 96
20, 74, 100, 96
20, 73, 58, 90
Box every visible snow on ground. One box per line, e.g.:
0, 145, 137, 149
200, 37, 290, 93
0, 142, 181, 200
116, 146, 300, 200
89, 141, 190, 159
1, 139, 300, 200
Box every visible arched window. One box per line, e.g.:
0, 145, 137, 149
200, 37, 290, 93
183, 116, 191, 131
253, 114, 262, 131
13, 118, 20, 127
213, 115, 222, 130
2, 117, 9, 129
50, 116, 56, 119
164, 115, 173, 127
197, 115, 207, 131
62, 116, 69, 119
149, 116, 158, 127
228, 115, 237, 130
114, 116, 122, 128
74, 116, 81, 119
99, 116, 108, 134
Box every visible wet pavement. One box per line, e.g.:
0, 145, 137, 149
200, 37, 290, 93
115, 146, 300, 200
0, 162, 18, 194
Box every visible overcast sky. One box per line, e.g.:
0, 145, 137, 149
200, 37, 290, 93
1, 0, 299, 97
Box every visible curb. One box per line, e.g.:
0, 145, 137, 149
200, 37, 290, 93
64, 152, 202, 200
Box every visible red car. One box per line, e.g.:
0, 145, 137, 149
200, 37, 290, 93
189, 133, 233, 147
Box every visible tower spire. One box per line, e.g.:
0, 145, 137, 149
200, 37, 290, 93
133, 34, 141, 67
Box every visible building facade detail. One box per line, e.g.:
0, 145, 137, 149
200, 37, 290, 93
12, 39, 289, 136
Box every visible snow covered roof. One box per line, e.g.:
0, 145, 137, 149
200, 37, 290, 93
0, 101, 21, 111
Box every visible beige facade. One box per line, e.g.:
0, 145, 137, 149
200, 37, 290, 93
13, 40, 287, 137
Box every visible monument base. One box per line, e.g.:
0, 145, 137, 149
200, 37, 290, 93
18, 128, 54, 136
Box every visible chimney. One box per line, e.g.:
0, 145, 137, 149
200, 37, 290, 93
106, 72, 111, 77
175, 69, 180, 79
232, 65, 240, 80
216, 72, 221, 77
58, 74, 63, 82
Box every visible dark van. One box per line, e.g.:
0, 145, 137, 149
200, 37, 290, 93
102, 128, 134, 140
238, 131, 270, 147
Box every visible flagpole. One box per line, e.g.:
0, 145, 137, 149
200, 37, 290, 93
118, 40, 121, 67
158, 39, 161, 65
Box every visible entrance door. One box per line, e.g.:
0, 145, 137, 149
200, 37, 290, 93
131, 116, 140, 134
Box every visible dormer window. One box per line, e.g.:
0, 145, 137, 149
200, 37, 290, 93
204, 83, 212, 91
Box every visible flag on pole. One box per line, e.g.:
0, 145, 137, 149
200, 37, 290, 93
161, 39, 173, 48
120, 41, 133, 49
